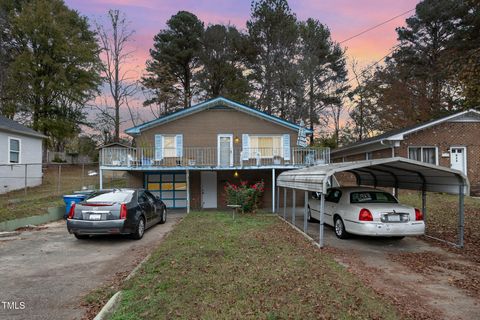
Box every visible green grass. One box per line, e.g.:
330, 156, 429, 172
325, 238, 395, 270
110, 212, 403, 320
0, 165, 127, 223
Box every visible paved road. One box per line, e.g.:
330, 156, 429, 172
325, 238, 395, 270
0, 212, 183, 320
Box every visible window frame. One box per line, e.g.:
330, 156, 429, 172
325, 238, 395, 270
248, 134, 283, 159
407, 146, 438, 165
8, 137, 21, 164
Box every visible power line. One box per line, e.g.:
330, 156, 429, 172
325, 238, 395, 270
339, 8, 415, 44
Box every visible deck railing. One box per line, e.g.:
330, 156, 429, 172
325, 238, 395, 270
100, 147, 330, 168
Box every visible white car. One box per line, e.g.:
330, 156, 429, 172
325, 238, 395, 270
308, 187, 425, 239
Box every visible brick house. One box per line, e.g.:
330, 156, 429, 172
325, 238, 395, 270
99, 97, 329, 211
331, 109, 480, 195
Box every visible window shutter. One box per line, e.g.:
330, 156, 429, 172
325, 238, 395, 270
175, 134, 183, 157
242, 134, 250, 160
155, 134, 163, 160
282, 134, 291, 161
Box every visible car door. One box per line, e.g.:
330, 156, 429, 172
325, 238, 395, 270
137, 191, 154, 227
324, 189, 342, 226
145, 191, 160, 222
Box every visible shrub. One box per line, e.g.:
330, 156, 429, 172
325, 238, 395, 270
224, 180, 265, 213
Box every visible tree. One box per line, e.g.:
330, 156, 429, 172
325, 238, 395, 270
3, 0, 101, 150
298, 18, 348, 143
145, 11, 204, 108
197, 24, 251, 102
246, 0, 298, 114
95, 9, 137, 142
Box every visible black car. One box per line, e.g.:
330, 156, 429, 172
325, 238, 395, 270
66, 189, 167, 240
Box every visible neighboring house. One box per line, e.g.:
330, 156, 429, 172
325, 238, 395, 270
99, 97, 329, 211
0, 115, 46, 194
331, 109, 480, 195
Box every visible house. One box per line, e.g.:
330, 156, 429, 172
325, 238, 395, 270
99, 97, 329, 211
0, 115, 46, 194
331, 109, 480, 195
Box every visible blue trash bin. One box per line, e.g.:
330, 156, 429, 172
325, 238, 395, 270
63, 194, 87, 219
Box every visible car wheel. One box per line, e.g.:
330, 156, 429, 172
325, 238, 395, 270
307, 205, 318, 223
131, 217, 145, 240
158, 208, 167, 224
74, 233, 89, 240
334, 216, 349, 239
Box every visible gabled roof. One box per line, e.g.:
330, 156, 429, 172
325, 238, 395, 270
125, 96, 313, 135
332, 109, 480, 156
0, 115, 46, 139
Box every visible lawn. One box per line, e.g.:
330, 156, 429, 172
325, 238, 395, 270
0, 164, 127, 223
399, 191, 480, 262
110, 212, 403, 320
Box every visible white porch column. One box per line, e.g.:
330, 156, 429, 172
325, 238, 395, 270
186, 169, 190, 214
272, 168, 275, 213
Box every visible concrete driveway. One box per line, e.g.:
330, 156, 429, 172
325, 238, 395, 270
0, 212, 183, 320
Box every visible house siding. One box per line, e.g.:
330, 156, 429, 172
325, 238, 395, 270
136, 108, 299, 148
0, 131, 43, 194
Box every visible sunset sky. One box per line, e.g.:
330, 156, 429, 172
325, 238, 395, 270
64, 0, 421, 128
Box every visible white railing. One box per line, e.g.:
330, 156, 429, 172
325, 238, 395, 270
100, 147, 330, 168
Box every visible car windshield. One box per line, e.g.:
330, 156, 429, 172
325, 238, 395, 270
86, 190, 134, 203
350, 191, 398, 204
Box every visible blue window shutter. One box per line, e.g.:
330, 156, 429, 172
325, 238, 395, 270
175, 134, 183, 157
155, 134, 163, 160
282, 134, 291, 160
242, 134, 250, 160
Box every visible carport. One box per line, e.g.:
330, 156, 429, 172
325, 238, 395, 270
276, 157, 469, 248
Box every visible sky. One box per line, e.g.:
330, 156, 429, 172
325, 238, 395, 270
64, 0, 421, 129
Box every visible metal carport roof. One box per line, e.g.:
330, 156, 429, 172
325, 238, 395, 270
277, 157, 469, 194
276, 157, 469, 248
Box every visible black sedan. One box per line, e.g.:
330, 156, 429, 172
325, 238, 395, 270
67, 189, 167, 240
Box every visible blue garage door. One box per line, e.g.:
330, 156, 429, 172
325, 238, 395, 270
145, 172, 187, 209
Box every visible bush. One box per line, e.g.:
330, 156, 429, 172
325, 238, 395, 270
224, 180, 265, 213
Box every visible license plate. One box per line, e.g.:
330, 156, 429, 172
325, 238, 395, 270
388, 215, 400, 222
89, 214, 101, 220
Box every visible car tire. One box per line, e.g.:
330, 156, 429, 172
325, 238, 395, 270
158, 208, 167, 224
74, 233, 89, 240
334, 216, 349, 239
131, 217, 145, 240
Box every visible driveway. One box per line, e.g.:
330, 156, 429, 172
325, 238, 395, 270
0, 212, 183, 320
282, 207, 480, 320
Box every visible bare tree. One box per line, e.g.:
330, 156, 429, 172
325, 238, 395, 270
96, 9, 138, 142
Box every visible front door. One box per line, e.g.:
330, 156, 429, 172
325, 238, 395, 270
201, 171, 217, 208
218, 134, 233, 167
450, 147, 467, 174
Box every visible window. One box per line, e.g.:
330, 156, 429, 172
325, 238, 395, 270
249, 135, 282, 158
350, 191, 398, 204
8, 138, 20, 163
366, 152, 373, 160
325, 189, 342, 203
86, 190, 134, 203
164, 135, 176, 157
408, 147, 437, 164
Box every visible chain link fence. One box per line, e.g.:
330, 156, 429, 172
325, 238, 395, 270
0, 163, 127, 222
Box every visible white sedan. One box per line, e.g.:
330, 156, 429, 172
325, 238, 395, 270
308, 187, 425, 239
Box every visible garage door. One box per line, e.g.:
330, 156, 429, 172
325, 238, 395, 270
145, 172, 187, 208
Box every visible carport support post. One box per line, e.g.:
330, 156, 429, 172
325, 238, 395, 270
303, 191, 308, 233
276, 186, 280, 214
99, 168, 103, 189
422, 189, 427, 223
458, 184, 465, 248
283, 187, 287, 219
186, 169, 190, 214
319, 191, 325, 248
272, 169, 275, 213
292, 189, 296, 225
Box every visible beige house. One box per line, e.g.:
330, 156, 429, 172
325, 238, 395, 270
100, 97, 329, 211
331, 109, 480, 195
